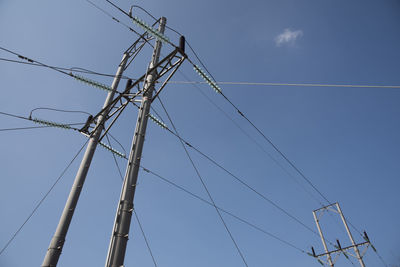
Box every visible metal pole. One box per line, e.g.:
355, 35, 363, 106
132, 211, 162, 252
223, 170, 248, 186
42, 53, 129, 267
336, 203, 366, 267
105, 17, 166, 267
313, 210, 334, 267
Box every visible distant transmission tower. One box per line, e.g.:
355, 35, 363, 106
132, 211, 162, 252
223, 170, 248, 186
311, 202, 372, 266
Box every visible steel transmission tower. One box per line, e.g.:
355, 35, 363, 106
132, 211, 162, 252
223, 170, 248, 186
105, 16, 165, 267
311, 202, 372, 266
41, 12, 187, 266
42, 51, 130, 267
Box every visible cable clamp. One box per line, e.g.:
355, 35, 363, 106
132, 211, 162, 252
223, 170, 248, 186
18, 55, 33, 63
185, 142, 192, 148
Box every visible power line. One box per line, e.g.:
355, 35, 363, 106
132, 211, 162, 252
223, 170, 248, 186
143, 101, 358, 264
104, 0, 161, 35
176, 68, 359, 246
105, 134, 125, 182
156, 102, 358, 266
0, 46, 147, 100
1, 111, 126, 160
84, 0, 141, 36
374, 249, 389, 267
173, 69, 394, 258
84, 0, 161, 61
135, 101, 321, 237
156, 97, 249, 267
181, 44, 390, 217
6, 48, 394, 92
105, 135, 158, 267
107, 133, 128, 160
133, 209, 158, 267
0, 46, 70, 76
176, 71, 324, 206
174, 64, 366, 261
0, 139, 89, 256
132, 25, 364, 263
103, 0, 172, 52
104, 0, 223, 83
217, 82, 387, 265
185, 56, 333, 205
0, 111, 31, 121
0, 46, 128, 96
0, 110, 84, 132
85, 0, 158, 48
0, 124, 84, 132
185, 55, 378, 266
129, 5, 158, 22
144, 20, 218, 82
162, 123, 319, 235
344, 218, 389, 267
184, 72, 356, 245
105, 0, 159, 25
182, 57, 369, 267
140, 165, 307, 254
0, 57, 132, 79
168, 80, 400, 89
29, 107, 92, 118
69, 67, 132, 79
221, 91, 332, 205
4, 4, 387, 264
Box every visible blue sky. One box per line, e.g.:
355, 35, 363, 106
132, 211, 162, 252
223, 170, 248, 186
1, 0, 400, 266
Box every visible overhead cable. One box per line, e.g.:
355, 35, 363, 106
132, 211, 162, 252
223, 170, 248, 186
29, 107, 91, 118
0, 139, 89, 256
0, 46, 70, 76
106, 135, 158, 267
0, 57, 132, 79
0, 124, 83, 132
70, 73, 113, 92
132, 103, 321, 237
84, 0, 142, 36
190, 60, 332, 205
156, 97, 249, 267
185, 50, 374, 267
105, 134, 125, 182
168, 80, 400, 89
85, 0, 156, 50
164, 124, 319, 235
176, 71, 324, 205
133, 210, 158, 267
140, 166, 307, 254
0, 46, 123, 95
142, 103, 352, 262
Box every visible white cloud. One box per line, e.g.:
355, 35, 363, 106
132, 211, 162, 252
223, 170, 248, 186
274, 28, 303, 47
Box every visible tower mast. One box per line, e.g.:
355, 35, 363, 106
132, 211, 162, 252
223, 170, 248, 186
42, 52, 129, 267
105, 17, 166, 267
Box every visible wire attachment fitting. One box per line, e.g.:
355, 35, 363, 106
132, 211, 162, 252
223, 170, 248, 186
70, 73, 113, 92
131, 16, 170, 44
99, 141, 126, 158
149, 114, 167, 129
31, 118, 72, 130
193, 64, 222, 94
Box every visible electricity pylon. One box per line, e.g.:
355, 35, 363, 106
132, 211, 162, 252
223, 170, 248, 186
311, 202, 372, 266
41, 48, 130, 267
106, 16, 165, 266
104, 16, 187, 267
41, 13, 186, 267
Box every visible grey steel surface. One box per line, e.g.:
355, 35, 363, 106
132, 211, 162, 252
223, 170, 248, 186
105, 17, 166, 267
336, 203, 366, 267
41, 53, 129, 267
313, 210, 334, 267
